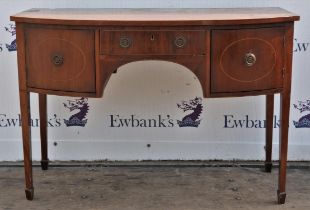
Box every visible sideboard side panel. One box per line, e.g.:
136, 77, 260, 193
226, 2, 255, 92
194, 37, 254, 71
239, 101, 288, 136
16, 23, 27, 91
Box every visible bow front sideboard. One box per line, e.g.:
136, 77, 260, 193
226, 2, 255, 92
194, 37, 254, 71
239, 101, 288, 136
10, 8, 299, 204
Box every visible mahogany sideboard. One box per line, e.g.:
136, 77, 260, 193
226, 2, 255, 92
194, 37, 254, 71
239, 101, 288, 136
10, 8, 299, 204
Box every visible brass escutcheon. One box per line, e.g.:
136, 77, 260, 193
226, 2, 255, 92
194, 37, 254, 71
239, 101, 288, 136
150, 34, 155, 41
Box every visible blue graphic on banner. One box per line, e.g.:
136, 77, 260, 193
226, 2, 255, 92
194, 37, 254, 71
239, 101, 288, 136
4, 24, 16, 52
177, 97, 203, 127
293, 100, 310, 128
63, 98, 89, 127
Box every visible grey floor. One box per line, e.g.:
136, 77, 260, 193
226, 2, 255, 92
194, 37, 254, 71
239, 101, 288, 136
0, 162, 310, 210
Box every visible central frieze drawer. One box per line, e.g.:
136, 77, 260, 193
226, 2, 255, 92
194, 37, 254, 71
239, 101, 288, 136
100, 30, 205, 55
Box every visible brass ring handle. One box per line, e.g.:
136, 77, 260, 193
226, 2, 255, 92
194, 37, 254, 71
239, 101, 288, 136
174, 36, 186, 48
120, 37, 132, 48
52, 53, 64, 66
244, 53, 256, 67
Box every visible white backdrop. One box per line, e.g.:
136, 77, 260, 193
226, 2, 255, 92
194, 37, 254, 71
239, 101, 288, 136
0, 0, 309, 161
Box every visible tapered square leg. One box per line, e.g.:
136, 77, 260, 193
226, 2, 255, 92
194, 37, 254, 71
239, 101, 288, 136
20, 91, 34, 200
277, 92, 290, 205
264, 162, 272, 173
277, 190, 286, 204
276, 23, 294, 205
40, 160, 49, 170
39, 94, 49, 170
265, 94, 274, 172
25, 187, 34, 200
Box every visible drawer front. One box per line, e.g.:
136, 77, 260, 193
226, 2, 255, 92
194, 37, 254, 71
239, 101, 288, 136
100, 30, 205, 55
211, 27, 285, 93
25, 27, 96, 92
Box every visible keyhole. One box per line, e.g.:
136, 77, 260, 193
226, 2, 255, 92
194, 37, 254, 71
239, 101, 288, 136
151, 34, 155, 41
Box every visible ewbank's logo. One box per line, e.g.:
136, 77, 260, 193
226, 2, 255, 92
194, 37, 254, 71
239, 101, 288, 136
4, 24, 16, 52
293, 100, 310, 128
294, 38, 309, 53
177, 97, 203, 127
63, 98, 89, 127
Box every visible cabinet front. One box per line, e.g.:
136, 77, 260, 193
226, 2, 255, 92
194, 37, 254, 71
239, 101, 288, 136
25, 27, 96, 93
211, 27, 285, 93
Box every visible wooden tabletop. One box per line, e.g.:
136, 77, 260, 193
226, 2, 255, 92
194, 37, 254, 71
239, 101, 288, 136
11, 8, 299, 26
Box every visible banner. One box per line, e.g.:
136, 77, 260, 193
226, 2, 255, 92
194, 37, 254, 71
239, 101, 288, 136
0, 0, 309, 161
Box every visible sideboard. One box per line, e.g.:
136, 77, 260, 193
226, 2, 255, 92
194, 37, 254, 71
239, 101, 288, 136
10, 8, 299, 204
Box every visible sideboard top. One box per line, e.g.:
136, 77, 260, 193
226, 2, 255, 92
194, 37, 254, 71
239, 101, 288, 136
11, 7, 299, 26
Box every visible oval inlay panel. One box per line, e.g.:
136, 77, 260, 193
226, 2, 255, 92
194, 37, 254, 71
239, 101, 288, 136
33, 38, 87, 82
219, 38, 276, 82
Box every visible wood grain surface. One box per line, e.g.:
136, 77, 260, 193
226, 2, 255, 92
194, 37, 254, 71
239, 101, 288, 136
10, 8, 299, 26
